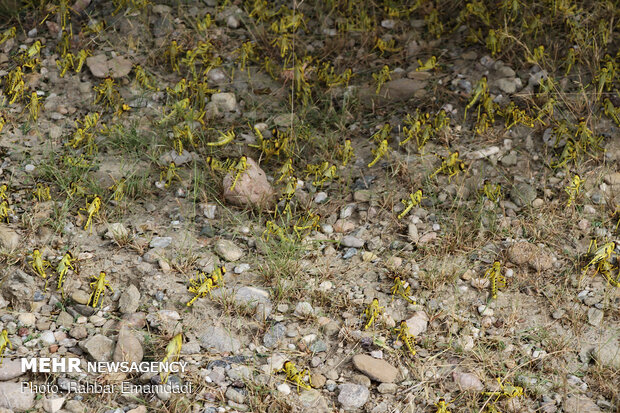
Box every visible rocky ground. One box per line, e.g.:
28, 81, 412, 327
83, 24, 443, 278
0, 0, 619, 412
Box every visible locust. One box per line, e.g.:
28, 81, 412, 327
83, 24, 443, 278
161, 333, 182, 383
32, 183, 51, 202
430, 151, 466, 179
397, 190, 424, 219
229, 156, 247, 191
464, 76, 488, 120
278, 360, 312, 393
484, 261, 505, 299
81, 195, 102, 231
483, 378, 524, 401
339, 139, 354, 166
373, 65, 392, 94
394, 321, 416, 357
160, 162, 181, 187
583, 240, 616, 274
187, 271, 215, 306
363, 298, 384, 330
565, 174, 584, 207
0, 200, 13, 223
390, 276, 415, 304
417, 56, 437, 71
263, 220, 289, 242
30, 249, 51, 291
0, 330, 12, 366
482, 180, 502, 203
435, 398, 452, 413
56, 252, 76, 293
88, 271, 113, 308
368, 139, 389, 167
293, 212, 320, 239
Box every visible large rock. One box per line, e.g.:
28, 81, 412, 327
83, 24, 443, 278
338, 383, 369, 410
352, 354, 399, 383
113, 327, 143, 364
507, 241, 553, 271
1, 269, 35, 307
0, 359, 25, 381
405, 311, 428, 336
0, 382, 35, 411
0, 225, 20, 250
86, 54, 132, 78
119, 285, 140, 314
214, 239, 244, 261
81, 334, 115, 361
362, 78, 426, 107
223, 157, 275, 208
199, 326, 241, 354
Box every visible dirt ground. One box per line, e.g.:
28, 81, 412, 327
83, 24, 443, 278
0, 1, 619, 412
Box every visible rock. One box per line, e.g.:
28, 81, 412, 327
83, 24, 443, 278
452, 371, 483, 390
86, 54, 132, 78
352, 354, 399, 383
223, 157, 275, 208
314, 192, 328, 203
466, 146, 500, 160
226, 15, 240, 29
71, 290, 91, 305
199, 326, 241, 353
43, 397, 65, 413
377, 383, 397, 394
408, 224, 419, 243
149, 236, 172, 248
507, 241, 553, 271
294, 302, 314, 317
312, 373, 327, 388
0, 359, 25, 380
563, 395, 601, 413
159, 149, 193, 166
338, 383, 369, 410
500, 151, 518, 166
587, 308, 604, 326
374, 78, 426, 102
232, 286, 270, 308
276, 383, 290, 395
215, 239, 244, 261
405, 311, 428, 336
592, 338, 620, 369
603, 172, 620, 186
263, 323, 286, 349
64, 400, 86, 413
351, 374, 371, 388
18, 313, 36, 326
1, 269, 35, 306
69, 325, 88, 339
119, 284, 140, 314
105, 223, 129, 240
0, 382, 35, 411
0, 225, 20, 250
496, 78, 519, 94
56, 311, 73, 327
40, 330, 56, 345
510, 182, 537, 207
225, 387, 245, 404
113, 327, 143, 364
299, 389, 329, 412
82, 334, 115, 361
211, 93, 237, 111
341, 236, 364, 248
